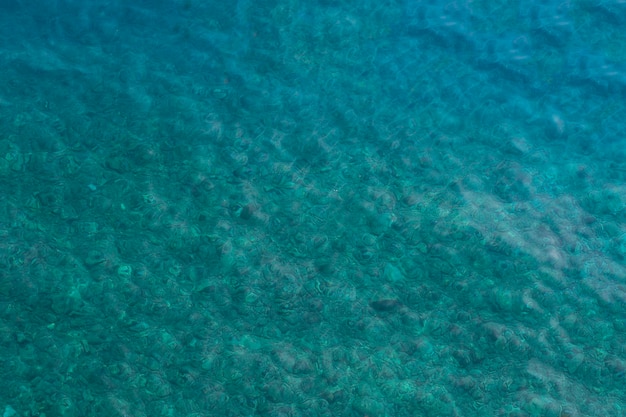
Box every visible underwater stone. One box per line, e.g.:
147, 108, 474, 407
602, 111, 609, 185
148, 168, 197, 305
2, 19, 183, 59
370, 299, 402, 312
383, 262, 405, 282
492, 288, 515, 311
416, 241, 428, 253
523, 396, 557, 417
617, 233, 626, 256
117, 265, 133, 279
352, 398, 385, 417
2, 405, 17, 417
84, 250, 107, 267
369, 212, 395, 235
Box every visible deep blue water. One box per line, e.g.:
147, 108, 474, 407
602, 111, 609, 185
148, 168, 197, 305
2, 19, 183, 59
1, 1, 626, 416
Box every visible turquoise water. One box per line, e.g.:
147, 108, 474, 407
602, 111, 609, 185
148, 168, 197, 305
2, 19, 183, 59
1, 0, 625, 416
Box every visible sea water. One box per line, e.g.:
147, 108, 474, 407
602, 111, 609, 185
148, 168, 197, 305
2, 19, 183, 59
0, 1, 625, 416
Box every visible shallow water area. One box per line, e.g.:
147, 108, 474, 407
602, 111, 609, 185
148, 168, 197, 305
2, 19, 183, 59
0, 1, 626, 416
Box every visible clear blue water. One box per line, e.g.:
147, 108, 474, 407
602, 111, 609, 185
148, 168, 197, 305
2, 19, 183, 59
1, 1, 625, 416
